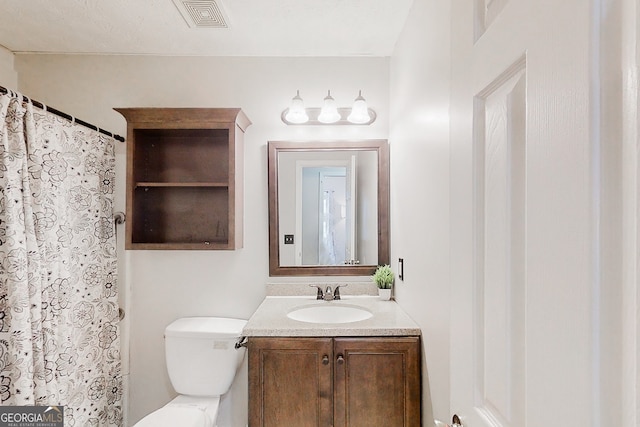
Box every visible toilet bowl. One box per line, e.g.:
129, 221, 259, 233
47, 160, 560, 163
134, 396, 220, 427
133, 317, 247, 427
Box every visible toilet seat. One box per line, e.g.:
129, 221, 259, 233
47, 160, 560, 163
133, 396, 220, 427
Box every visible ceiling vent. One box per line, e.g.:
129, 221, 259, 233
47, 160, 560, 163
172, 0, 230, 28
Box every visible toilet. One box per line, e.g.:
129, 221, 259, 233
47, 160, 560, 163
134, 317, 248, 427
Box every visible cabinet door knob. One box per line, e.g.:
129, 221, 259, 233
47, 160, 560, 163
337, 354, 345, 364
322, 355, 330, 365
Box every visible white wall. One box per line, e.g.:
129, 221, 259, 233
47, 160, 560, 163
389, 0, 451, 424
14, 54, 390, 426
0, 45, 17, 89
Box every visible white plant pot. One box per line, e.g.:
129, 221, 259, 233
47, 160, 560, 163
378, 288, 392, 301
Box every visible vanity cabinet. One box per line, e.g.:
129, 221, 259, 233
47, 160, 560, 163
115, 108, 250, 250
248, 336, 421, 427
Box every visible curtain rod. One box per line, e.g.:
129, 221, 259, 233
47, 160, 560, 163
0, 85, 125, 142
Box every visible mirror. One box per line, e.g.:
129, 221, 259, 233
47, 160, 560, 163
268, 140, 389, 276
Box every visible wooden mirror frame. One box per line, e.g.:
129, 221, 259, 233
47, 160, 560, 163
268, 140, 390, 276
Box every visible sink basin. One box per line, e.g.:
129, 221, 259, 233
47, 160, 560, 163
287, 304, 373, 324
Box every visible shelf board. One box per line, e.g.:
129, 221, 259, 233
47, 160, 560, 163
135, 182, 229, 188
129, 241, 229, 250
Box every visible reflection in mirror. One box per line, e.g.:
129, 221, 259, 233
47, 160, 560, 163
304, 165, 351, 265
268, 140, 389, 276
278, 152, 377, 266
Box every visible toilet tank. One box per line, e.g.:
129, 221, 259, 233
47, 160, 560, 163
164, 317, 247, 397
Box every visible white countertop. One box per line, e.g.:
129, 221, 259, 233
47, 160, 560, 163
242, 296, 421, 337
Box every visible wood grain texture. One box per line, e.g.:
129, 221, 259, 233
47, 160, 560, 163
249, 338, 333, 427
334, 337, 421, 427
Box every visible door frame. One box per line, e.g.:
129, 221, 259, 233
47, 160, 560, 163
621, 0, 640, 425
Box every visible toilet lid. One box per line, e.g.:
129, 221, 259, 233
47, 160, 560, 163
134, 406, 212, 427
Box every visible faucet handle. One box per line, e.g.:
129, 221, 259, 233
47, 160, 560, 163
309, 284, 324, 300
334, 284, 348, 300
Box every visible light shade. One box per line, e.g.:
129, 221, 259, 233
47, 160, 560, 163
347, 90, 371, 124
317, 90, 341, 124
284, 90, 309, 124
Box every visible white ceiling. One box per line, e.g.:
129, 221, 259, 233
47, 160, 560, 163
0, 0, 414, 57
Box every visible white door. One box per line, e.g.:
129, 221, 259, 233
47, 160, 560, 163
449, 1, 625, 426
318, 172, 347, 265
295, 160, 353, 265
316, 158, 357, 265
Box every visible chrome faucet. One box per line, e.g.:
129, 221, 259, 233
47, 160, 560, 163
310, 284, 348, 301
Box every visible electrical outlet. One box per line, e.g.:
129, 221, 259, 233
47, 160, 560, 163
284, 234, 294, 244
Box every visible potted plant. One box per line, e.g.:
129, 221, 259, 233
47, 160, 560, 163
372, 265, 394, 300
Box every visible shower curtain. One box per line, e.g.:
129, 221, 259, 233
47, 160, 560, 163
0, 93, 122, 425
319, 189, 338, 265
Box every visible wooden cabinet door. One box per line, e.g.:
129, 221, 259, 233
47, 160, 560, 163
248, 337, 333, 427
333, 337, 421, 427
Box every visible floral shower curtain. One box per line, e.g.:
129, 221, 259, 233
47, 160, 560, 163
0, 92, 122, 425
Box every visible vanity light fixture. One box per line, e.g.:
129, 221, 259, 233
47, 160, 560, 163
281, 90, 377, 126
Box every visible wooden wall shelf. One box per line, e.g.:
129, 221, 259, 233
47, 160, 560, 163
115, 108, 251, 250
